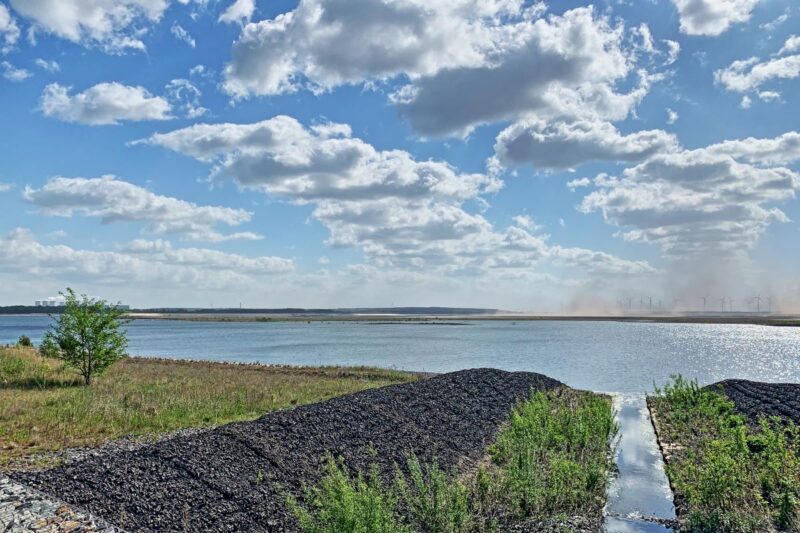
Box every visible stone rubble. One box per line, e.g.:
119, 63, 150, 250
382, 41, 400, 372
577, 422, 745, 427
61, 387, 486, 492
0, 476, 119, 532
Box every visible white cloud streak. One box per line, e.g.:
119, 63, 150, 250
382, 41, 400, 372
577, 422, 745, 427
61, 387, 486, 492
0, 4, 20, 53
170, 23, 196, 48
34, 58, 60, 72
219, 0, 255, 24
1, 60, 29, 81
0, 229, 293, 291
24, 176, 262, 242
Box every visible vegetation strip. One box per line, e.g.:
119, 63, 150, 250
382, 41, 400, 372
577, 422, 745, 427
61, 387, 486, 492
289, 389, 616, 532
0, 347, 413, 468
648, 376, 800, 532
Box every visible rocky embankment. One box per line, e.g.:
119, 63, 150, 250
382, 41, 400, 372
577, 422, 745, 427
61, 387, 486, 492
12, 368, 562, 532
710, 379, 800, 425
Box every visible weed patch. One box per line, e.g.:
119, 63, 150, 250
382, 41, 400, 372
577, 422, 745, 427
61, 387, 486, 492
289, 389, 616, 532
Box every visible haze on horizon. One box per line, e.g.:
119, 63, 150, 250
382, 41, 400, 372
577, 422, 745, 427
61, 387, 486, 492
0, 0, 798, 312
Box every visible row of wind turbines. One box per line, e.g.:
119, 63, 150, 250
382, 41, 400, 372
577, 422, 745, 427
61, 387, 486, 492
617, 294, 773, 314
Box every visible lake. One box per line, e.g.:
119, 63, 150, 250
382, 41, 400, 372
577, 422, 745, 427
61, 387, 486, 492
3, 315, 799, 393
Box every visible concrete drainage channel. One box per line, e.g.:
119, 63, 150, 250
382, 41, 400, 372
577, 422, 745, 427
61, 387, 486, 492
604, 394, 677, 532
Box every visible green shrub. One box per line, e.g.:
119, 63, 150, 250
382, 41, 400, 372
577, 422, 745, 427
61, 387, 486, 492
395, 454, 472, 533
287, 456, 410, 533
17, 335, 33, 347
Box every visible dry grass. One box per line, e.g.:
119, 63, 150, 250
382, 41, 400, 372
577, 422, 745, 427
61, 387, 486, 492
0, 347, 415, 466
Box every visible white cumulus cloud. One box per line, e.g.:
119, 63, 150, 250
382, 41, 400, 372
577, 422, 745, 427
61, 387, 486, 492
8, 0, 202, 53
670, 0, 760, 36
223, 0, 538, 97
716, 55, 800, 93
393, 7, 647, 137
137, 115, 652, 277
40, 82, 172, 125
494, 119, 679, 170
579, 133, 800, 257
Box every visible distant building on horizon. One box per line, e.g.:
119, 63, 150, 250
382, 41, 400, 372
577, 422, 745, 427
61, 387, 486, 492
34, 296, 129, 310
35, 296, 66, 307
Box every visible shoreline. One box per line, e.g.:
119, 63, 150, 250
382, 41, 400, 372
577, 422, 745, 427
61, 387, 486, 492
123, 312, 800, 327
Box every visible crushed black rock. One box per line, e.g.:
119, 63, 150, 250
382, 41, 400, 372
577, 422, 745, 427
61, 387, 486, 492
710, 379, 800, 425
13, 368, 561, 532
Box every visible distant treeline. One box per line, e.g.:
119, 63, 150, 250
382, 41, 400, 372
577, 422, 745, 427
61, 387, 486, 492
0, 305, 66, 314
0, 306, 499, 316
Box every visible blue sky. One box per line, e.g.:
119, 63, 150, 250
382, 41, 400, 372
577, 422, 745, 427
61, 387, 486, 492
0, 0, 798, 311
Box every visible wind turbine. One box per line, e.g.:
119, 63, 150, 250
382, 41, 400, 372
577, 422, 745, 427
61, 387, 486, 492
752, 294, 762, 313
699, 296, 708, 313
719, 297, 726, 313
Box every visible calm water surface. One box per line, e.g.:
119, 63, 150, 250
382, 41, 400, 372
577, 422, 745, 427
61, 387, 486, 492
3, 316, 799, 393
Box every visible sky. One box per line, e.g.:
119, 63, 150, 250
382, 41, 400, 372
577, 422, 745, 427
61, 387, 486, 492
0, 0, 798, 312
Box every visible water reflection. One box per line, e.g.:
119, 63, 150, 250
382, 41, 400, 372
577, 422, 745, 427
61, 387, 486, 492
2, 316, 799, 392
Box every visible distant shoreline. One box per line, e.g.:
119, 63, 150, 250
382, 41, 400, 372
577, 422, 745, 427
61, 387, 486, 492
4, 310, 798, 327
124, 313, 800, 327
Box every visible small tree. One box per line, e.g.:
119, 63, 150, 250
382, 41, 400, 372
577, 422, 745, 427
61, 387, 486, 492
40, 288, 129, 385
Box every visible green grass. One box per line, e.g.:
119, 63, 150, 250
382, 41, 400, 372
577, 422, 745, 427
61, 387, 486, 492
650, 376, 800, 532
0, 346, 415, 467
288, 388, 616, 532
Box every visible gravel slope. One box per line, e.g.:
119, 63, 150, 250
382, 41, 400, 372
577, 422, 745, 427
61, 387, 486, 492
710, 379, 800, 425
14, 368, 561, 532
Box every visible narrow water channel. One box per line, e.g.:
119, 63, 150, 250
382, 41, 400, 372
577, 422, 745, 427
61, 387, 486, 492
604, 394, 676, 532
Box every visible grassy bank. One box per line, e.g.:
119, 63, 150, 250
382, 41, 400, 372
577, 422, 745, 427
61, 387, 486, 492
289, 389, 616, 532
0, 347, 414, 467
649, 376, 800, 532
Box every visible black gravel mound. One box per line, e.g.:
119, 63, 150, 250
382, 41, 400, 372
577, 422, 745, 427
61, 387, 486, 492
710, 379, 800, 425
15, 368, 562, 532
